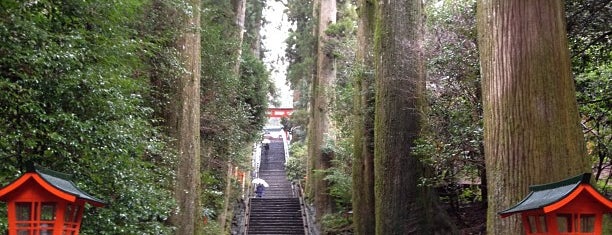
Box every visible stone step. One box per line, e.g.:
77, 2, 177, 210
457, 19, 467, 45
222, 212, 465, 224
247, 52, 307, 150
248, 140, 304, 235
247, 229, 305, 234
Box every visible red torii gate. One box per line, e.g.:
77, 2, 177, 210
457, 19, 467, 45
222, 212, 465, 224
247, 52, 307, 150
266, 108, 294, 118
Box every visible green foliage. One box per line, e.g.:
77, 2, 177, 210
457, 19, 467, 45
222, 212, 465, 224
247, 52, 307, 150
201, 167, 245, 233
458, 185, 481, 203
285, 0, 315, 109
575, 62, 612, 191
200, 0, 244, 144
324, 3, 357, 59
426, 0, 479, 81
0, 0, 337, 233
325, 20, 355, 39
321, 137, 353, 210
576, 63, 612, 127
285, 0, 357, 229
244, 0, 265, 51
328, 4, 357, 116
239, 51, 272, 136
565, 0, 612, 190
414, 5, 487, 230
323, 166, 352, 209
0, 0, 182, 233
200, 170, 225, 221
286, 109, 310, 143
198, 1, 273, 229
321, 212, 352, 234
0, 204, 5, 232
200, 0, 270, 148
202, 220, 223, 235
419, 0, 484, 195
565, 0, 611, 73
287, 142, 308, 182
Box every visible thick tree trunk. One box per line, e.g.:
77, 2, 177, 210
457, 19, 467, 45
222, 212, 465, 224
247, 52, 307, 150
373, 0, 455, 234
477, 1, 590, 234
232, 0, 247, 73
218, 0, 246, 230
307, 0, 320, 201
171, 0, 202, 234
308, 0, 336, 231
249, 0, 264, 58
352, 0, 375, 234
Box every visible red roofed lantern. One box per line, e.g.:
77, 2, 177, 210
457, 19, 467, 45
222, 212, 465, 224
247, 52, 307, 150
500, 173, 612, 235
0, 165, 105, 235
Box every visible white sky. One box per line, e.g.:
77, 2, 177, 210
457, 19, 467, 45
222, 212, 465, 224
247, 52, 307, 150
261, 0, 294, 108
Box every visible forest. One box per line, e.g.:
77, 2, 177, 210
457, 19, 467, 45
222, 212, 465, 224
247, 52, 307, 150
0, 0, 609, 234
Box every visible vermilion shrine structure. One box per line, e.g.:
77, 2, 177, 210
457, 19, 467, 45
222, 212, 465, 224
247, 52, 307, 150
0, 165, 104, 235
266, 107, 293, 118
500, 173, 612, 235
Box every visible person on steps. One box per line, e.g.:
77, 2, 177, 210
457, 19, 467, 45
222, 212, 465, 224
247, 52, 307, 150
255, 184, 265, 198
263, 142, 269, 156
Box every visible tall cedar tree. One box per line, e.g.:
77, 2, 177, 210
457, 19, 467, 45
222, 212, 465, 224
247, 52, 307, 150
477, 0, 590, 233
373, 0, 456, 234
248, 0, 265, 58
308, 0, 337, 230
218, 0, 247, 230
232, 0, 247, 74
352, 0, 376, 234
169, 0, 202, 234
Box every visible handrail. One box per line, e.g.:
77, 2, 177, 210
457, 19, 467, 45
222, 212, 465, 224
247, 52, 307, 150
297, 181, 318, 235
242, 196, 251, 235
282, 132, 290, 165
245, 142, 260, 234
242, 186, 254, 235
252, 143, 261, 178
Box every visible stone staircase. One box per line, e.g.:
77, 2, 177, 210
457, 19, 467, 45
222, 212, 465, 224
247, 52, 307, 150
247, 198, 304, 234
247, 140, 305, 235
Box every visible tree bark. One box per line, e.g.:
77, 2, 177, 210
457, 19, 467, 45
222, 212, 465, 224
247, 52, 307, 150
218, 162, 234, 231
248, 0, 264, 58
307, 0, 320, 201
308, 0, 336, 231
477, 0, 590, 234
218, 0, 247, 230
352, 0, 375, 234
170, 0, 202, 234
232, 0, 247, 74
373, 0, 455, 234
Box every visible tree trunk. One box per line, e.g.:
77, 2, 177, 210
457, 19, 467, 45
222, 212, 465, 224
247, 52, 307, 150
218, 0, 246, 230
306, 0, 319, 201
373, 0, 455, 234
248, 0, 264, 58
231, 0, 247, 73
352, 0, 375, 234
477, 1, 590, 234
218, 162, 234, 231
308, 0, 336, 231
171, 0, 202, 234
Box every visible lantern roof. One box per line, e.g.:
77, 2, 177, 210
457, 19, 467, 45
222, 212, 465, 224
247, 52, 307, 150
499, 173, 612, 217
36, 167, 105, 206
0, 165, 105, 207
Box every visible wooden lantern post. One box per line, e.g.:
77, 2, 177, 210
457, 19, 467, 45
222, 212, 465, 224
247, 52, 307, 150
500, 173, 612, 235
0, 166, 105, 235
